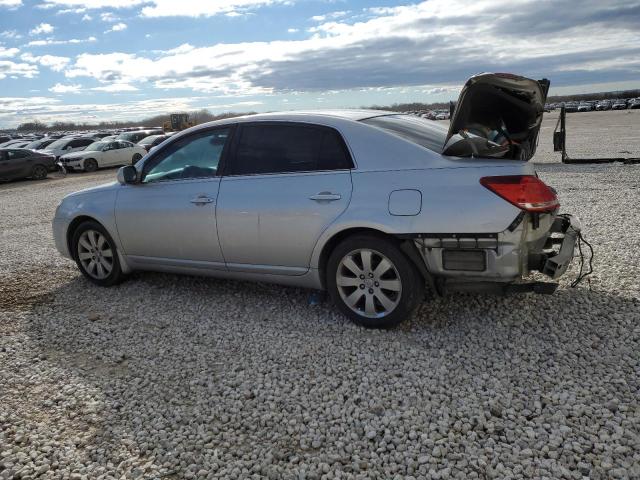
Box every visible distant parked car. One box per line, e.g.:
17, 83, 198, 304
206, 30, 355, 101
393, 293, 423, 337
23, 138, 56, 150
612, 100, 628, 110
0, 148, 56, 181
137, 134, 170, 152
40, 137, 96, 160
595, 100, 611, 111
0, 139, 28, 148
59, 140, 147, 172
628, 98, 640, 109
563, 102, 579, 113
117, 129, 164, 144
577, 103, 593, 112
435, 111, 450, 120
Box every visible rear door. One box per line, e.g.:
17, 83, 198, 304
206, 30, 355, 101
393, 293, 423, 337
100, 142, 121, 166
217, 122, 353, 275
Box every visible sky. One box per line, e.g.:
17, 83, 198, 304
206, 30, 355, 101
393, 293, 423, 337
0, 0, 639, 128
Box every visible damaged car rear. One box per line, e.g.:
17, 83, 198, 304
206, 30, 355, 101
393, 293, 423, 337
53, 72, 585, 329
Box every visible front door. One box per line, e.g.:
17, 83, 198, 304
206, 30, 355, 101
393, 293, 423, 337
114, 127, 232, 268
217, 122, 354, 275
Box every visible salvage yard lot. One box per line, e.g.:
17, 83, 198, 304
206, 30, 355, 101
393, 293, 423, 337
1, 111, 639, 479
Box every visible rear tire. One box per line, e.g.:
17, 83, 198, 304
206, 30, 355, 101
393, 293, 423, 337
31, 164, 48, 180
71, 220, 124, 287
84, 158, 98, 172
327, 234, 423, 328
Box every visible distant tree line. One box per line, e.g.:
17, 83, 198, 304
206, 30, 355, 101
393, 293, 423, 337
11, 109, 253, 133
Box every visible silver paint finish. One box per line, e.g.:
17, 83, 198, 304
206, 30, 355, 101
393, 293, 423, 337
53, 108, 566, 293
114, 178, 225, 265
216, 170, 352, 275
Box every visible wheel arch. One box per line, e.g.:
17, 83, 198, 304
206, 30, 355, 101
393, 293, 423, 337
317, 226, 432, 290
66, 215, 103, 260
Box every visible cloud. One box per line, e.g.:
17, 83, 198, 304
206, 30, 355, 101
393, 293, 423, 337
0, 0, 22, 7
105, 22, 127, 33
287, 28, 298, 33
0, 46, 19, 57
1, 30, 23, 39
310, 10, 349, 22
0, 60, 38, 80
30, 23, 55, 35
100, 11, 118, 22
0, 95, 208, 127
40, 0, 144, 8
26, 35, 96, 46
60, 0, 640, 98
40, 0, 291, 17
91, 82, 138, 92
49, 83, 83, 93
81, 13, 92, 20
22, 53, 70, 71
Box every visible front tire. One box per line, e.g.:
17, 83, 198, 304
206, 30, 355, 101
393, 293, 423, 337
327, 234, 423, 328
131, 153, 142, 165
71, 221, 124, 286
84, 158, 98, 172
31, 164, 48, 180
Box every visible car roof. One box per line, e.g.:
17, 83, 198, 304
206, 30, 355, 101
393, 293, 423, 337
190, 109, 398, 131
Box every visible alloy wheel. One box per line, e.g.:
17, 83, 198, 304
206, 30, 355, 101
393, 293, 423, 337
336, 248, 402, 318
77, 229, 114, 280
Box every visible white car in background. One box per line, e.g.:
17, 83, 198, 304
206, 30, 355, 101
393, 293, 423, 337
40, 137, 96, 160
59, 140, 147, 172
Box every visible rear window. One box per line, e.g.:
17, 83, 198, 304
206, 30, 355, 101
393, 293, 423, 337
229, 124, 353, 175
361, 114, 448, 153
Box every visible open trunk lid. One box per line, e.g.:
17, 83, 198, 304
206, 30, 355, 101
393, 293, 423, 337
443, 73, 550, 161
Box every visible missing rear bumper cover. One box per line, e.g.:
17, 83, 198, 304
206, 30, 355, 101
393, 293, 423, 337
442, 249, 486, 272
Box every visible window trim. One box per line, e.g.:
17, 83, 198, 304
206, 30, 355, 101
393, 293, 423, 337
220, 121, 355, 178
140, 125, 236, 184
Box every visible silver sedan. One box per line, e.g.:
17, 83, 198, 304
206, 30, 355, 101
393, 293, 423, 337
53, 73, 581, 328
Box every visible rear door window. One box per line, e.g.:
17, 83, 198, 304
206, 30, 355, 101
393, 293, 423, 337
228, 123, 353, 175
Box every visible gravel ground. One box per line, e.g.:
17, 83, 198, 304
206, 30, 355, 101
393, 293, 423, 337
1, 151, 639, 478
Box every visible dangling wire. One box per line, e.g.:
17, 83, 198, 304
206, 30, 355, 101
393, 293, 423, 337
570, 227, 594, 288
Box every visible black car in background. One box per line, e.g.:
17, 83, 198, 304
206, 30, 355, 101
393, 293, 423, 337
117, 129, 164, 144
137, 134, 170, 152
0, 148, 56, 181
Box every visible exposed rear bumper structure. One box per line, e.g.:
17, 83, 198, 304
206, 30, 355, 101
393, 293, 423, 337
407, 213, 581, 297
535, 215, 581, 279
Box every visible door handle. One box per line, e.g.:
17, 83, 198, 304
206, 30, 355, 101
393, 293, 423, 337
309, 192, 341, 201
190, 195, 214, 205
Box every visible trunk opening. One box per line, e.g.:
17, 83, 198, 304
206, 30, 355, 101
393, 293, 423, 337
443, 73, 549, 161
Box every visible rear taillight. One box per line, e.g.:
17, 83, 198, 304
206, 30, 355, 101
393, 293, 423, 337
480, 175, 559, 212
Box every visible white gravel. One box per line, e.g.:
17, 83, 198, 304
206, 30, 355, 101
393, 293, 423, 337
1, 162, 639, 480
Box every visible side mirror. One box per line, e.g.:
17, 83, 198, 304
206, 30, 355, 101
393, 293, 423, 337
117, 165, 138, 185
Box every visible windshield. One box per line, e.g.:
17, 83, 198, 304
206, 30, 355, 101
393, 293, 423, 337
45, 139, 71, 150
361, 114, 448, 153
86, 141, 108, 151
